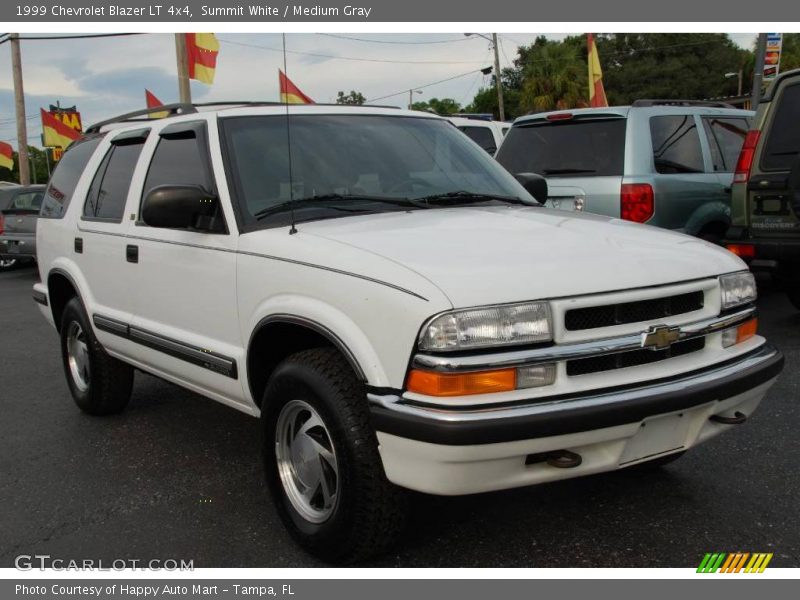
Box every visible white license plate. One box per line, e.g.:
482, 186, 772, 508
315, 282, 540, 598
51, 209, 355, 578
619, 412, 691, 465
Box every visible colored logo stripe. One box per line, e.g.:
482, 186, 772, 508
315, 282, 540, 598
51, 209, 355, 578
697, 552, 773, 573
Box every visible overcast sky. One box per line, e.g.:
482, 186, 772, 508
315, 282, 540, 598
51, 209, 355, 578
0, 32, 757, 148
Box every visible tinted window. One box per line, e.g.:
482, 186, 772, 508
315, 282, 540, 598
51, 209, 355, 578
702, 117, 750, 172
496, 118, 626, 178
650, 115, 705, 174
40, 137, 102, 219
459, 126, 496, 153
143, 133, 212, 198
762, 82, 800, 171
84, 141, 144, 220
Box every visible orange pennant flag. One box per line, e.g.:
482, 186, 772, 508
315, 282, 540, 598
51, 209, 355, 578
186, 33, 219, 85
279, 70, 315, 104
145, 89, 169, 118
587, 33, 608, 108
41, 108, 81, 149
0, 141, 13, 171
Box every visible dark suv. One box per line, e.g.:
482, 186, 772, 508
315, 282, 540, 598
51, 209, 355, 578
726, 69, 800, 309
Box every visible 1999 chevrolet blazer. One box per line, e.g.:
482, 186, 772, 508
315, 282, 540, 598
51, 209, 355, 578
33, 103, 783, 563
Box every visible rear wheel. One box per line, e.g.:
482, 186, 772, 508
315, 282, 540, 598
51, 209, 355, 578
0, 258, 17, 270
262, 348, 407, 564
59, 296, 134, 415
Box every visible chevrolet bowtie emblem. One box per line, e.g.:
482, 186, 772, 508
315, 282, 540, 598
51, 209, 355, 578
641, 324, 681, 350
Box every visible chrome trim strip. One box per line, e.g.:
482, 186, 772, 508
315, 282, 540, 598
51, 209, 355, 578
412, 306, 756, 373
372, 344, 778, 423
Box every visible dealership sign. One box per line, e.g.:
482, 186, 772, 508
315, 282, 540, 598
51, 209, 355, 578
764, 33, 783, 80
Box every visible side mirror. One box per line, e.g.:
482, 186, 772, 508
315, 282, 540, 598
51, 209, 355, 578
141, 185, 224, 232
515, 172, 548, 204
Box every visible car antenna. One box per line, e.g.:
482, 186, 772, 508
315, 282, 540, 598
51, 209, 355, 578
282, 33, 298, 235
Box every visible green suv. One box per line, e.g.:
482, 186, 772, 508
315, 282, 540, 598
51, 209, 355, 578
726, 68, 800, 309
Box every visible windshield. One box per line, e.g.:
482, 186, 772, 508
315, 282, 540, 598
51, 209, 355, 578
496, 118, 627, 178
220, 114, 534, 227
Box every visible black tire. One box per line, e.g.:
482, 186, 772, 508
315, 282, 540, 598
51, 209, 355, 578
628, 451, 685, 471
59, 296, 134, 415
262, 348, 407, 564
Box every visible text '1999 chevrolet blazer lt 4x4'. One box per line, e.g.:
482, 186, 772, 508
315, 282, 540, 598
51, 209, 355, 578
33, 103, 784, 563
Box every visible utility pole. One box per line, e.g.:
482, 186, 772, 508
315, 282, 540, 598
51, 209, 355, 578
492, 33, 505, 122
752, 33, 768, 109
175, 33, 191, 104
10, 34, 30, 185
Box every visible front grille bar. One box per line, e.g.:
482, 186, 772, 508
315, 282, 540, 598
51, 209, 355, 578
412, 306, 756, 374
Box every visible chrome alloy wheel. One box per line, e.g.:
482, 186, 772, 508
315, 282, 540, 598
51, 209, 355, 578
275, 399, 339, 523
0, 258, 17, 269
66, 321, 91, 392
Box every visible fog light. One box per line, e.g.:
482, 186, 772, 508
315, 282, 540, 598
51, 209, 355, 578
517, 363, 556, 388
722, 318, 758, 348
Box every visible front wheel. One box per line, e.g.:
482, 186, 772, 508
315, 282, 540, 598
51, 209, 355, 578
59, 296, 134, 415
262, 348, 407, 564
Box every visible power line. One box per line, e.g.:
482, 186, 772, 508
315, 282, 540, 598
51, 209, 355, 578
366, 68, 490, 103
0, 33, 145, 44
317, 33, 475, 45
218, 37, 488, 65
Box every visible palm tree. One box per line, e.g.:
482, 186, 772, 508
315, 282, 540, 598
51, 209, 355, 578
518, 41, 588, 113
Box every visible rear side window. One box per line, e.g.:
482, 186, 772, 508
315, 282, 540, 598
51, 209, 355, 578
84, 140, 145, 221
142, 132, 213, 198
459, 126, 497, 153
762, 82, 800, 171
496, 118, 626, 178
650, 115, 705, 174
40, 137, 102, 219
702, 117, 750, 172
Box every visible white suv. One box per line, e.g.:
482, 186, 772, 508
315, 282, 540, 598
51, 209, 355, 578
33, 103, 783, 563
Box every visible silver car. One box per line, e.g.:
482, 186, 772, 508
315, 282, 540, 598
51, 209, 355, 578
0, 184, 45, 270
496, 101, 754, 243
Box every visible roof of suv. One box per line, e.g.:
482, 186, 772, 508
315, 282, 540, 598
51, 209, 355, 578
514, 104, 753, 126
87, 103, 442, 135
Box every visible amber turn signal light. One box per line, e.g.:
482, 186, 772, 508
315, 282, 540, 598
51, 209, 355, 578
736, 318, 758, 344
406, 368, 516, 397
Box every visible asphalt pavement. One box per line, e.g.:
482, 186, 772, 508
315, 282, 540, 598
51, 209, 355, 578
1, 265, 798, 568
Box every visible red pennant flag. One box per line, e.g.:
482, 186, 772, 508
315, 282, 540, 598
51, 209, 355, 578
0, 141, 13, 171
145, 89, 168, 118
279, 70, 315, 104
587, 33, 608, 108
185, 33, 219, 85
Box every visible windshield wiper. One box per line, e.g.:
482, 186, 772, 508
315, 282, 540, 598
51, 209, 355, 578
541, 168, 597, 175
253, 194, 427, 221
414, 190, 527, 206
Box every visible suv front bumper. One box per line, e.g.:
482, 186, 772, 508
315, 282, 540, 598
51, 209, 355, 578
369, 344, 782, 495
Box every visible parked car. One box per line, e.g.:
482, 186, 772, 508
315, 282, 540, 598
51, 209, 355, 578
34, 103, 782, 563
725, 69, 800, 309
447, 114, 509, 155
0, 184, 45, 270
495, 101, 753, 243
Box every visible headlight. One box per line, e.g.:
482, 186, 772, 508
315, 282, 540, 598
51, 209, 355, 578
720, 272, 757, 310
418, 302, 552, 352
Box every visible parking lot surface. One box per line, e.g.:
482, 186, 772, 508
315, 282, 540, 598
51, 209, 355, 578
1, 265, 798, 568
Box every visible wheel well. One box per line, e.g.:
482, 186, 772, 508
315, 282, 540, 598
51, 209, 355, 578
247, 319, 364, 407
698, 220, 729, 238
47, 272, 78, 332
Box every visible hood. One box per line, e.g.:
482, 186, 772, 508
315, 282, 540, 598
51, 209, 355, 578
300, 205, 746, 308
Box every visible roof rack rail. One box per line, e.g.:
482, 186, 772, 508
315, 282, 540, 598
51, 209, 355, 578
85, 103, 198, 134
631, 99, 736, 109
85, 101, 407, 134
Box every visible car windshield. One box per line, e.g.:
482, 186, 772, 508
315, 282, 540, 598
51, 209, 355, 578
496, 118, 627, 178
220, 113, 534, 227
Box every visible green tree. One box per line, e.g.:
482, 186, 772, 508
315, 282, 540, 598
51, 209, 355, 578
517, 36, 587, 112
779, 33, 800, 72
410, 97, 462, 114
336, 90, 366, 105
0, 146, 54, 185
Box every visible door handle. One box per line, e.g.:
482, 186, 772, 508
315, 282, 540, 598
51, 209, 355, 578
126, 244, 139, 263
74, 237, 83, 254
